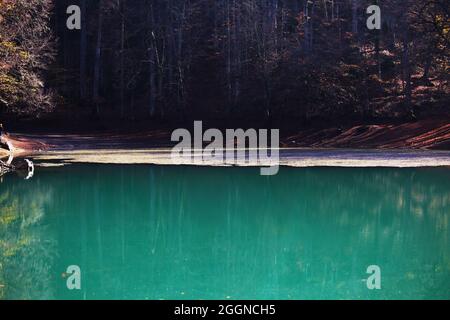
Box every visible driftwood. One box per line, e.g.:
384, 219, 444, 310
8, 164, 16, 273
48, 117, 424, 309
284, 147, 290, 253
0, 158, 34, 179
0, 134, 34, 179
0, 131, 13, 176
0, 135, 13, 152
0, 160, 13, 176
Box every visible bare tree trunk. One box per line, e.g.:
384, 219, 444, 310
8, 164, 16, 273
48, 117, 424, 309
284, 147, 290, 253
226, 0, 232, 111
176, 2, 186, 114
149, 47, 156, 117
323, 0, 329, 21
80, 0, 87, 103
331, 0, 335, 21
375, 0, 382, 79
310, 1, 315, 49
304, 1, 310, 52
303, 0, 315, 53
147, 3, 157, 117
120, 0, 125, 118
233, 0, 241, 109
337, 3, 341, 50
352, 0, 358, 34
375, 29, 382, 79
421, 44, 434, 84
422, 57, 432, 83
93, 0, 104, 116
402, 28, 412, 114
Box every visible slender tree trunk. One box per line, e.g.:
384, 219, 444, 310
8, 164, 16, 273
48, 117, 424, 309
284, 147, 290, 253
304, 1, 310, 52
331, 0, 335, 21
375, 0, 382, 79
177, 2, 186, 113
337, 3, 341, 50
352, 0, 358, 34
93, 1, 104, 116
422, 58, 432, 82
80, 0, 87, 103
120, 0, 125, 118
233, 0, 240, 109
402, 28, 412, 114
375, 29, 382, 79
147, 3, 156, 117
149, 47, 156, 117
310, 1, 315, 49
323, 0, 328, 21
226, 0, 232, 111
421, 45, 433, 84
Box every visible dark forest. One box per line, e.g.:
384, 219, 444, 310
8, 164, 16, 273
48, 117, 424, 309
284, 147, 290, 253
0, 0, 449, 127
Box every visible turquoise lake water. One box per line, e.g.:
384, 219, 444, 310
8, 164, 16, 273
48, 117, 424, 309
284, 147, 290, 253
0, 165, 449, 299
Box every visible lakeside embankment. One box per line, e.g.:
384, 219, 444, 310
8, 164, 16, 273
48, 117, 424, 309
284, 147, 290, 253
1, 119, 450, 168
4, 119, 450, 152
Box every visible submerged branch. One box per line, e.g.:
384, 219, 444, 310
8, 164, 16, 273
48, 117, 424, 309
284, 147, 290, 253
0, 159, 14, 177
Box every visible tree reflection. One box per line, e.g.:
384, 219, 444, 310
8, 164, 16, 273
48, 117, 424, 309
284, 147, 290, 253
0, 176, 55, 299
0, 165, 449, 299
54, 166, 448, 299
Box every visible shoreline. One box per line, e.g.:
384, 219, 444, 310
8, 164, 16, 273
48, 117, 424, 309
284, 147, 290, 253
1, 118, 450, 168
29, 148, 450, 169
3, 118, 450, 153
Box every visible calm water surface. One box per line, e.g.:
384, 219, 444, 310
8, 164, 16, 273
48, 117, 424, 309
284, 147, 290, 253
0, 165, 449, 299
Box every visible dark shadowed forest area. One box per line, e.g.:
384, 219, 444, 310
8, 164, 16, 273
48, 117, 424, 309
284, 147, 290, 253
0, 0, 449, 131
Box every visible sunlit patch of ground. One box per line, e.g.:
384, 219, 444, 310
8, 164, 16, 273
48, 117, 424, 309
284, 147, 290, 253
30, 148, 450, 168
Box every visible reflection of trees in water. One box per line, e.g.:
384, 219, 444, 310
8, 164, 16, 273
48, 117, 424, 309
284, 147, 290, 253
269, 168, 450, 298
152, 167, 450, 298
0, 178, 55, 299
93, 166, 449, 299
0, 166, 448, 299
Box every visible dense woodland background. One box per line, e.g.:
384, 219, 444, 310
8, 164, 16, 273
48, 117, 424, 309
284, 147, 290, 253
0, 0, 448, 126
